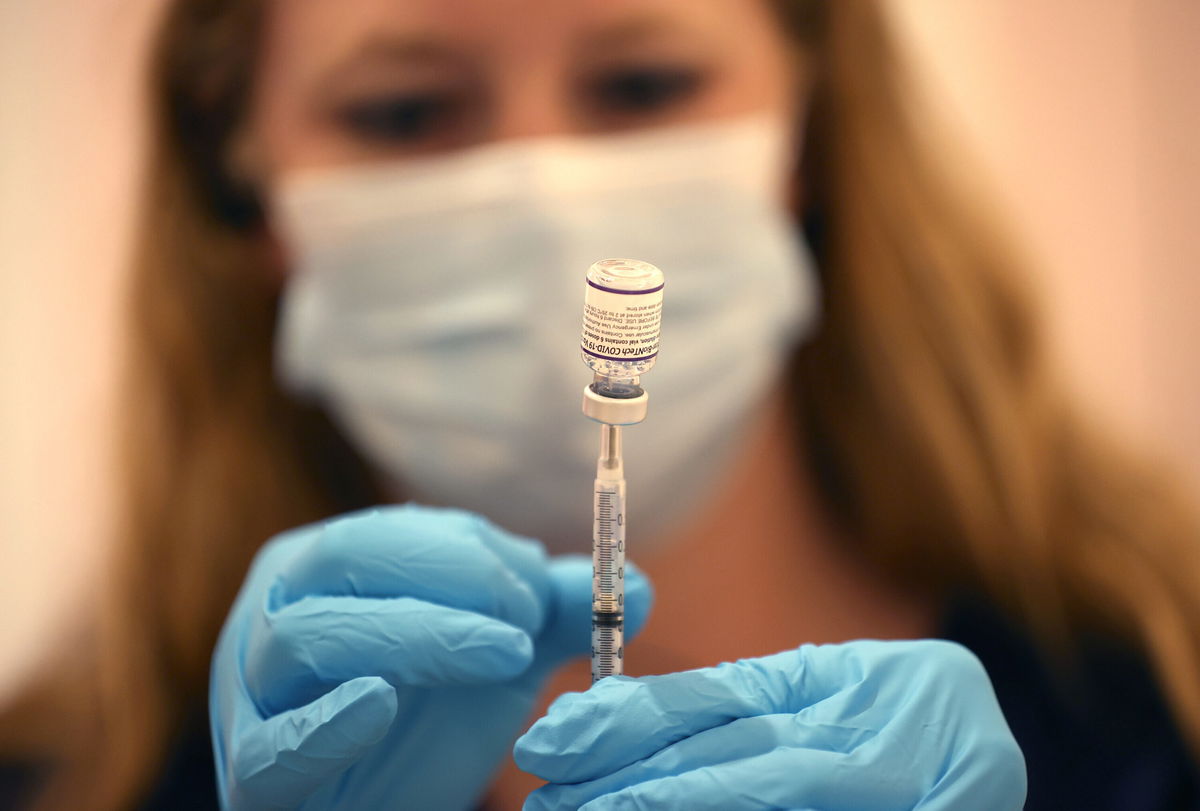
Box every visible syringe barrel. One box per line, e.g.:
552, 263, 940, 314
592, 477, 626, 682
591, 613, 624, 683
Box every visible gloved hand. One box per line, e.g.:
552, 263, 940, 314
515, 639, 1026, 810
210, 504, 652, 810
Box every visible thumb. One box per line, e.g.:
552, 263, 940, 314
228, 676, 398, 810
527, 556, 653, 680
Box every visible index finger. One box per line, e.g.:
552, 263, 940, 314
278, 506, 547, 634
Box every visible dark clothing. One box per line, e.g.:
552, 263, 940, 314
941, 598, 1200, 810
141, 713, 220, 810
4, 601, 1197, 809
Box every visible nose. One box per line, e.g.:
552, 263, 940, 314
489, 69, 578, 143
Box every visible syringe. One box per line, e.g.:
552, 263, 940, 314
591, 424, 625, 680
579, 258, 664, 683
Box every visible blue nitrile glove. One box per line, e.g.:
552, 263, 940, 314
209, 504, 653, 810
515, 639, 1026, 810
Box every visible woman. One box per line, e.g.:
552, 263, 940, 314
3, 0, 1198, 808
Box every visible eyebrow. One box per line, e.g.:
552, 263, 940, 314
581, 13, 712, 54
314, 32, 472, 100
348, 34, 461, 66
314, 12, 711, 100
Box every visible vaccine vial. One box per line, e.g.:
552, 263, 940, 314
580, 259, 664, 398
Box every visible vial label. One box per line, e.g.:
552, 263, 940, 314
580, 281, 664, 362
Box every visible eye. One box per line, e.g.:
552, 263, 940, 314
586, 66, 707, 117
335, 92, 463, 144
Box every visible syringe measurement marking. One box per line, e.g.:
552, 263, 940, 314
594, 491, 622, 610
593, 487, 624, 672
592, 625, 621, 677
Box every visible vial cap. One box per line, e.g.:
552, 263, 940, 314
586, 258, 665, 292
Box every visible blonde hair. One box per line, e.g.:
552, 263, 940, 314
785, 0, 1200, 754
6, 1, 1199, 807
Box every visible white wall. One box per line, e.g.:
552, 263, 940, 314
891, 0, 1200, 483
1, 0, 1196, 697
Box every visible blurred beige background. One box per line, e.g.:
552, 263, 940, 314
1, 0, 1197, 699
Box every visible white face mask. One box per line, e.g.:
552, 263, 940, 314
273, 115, 819, 550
